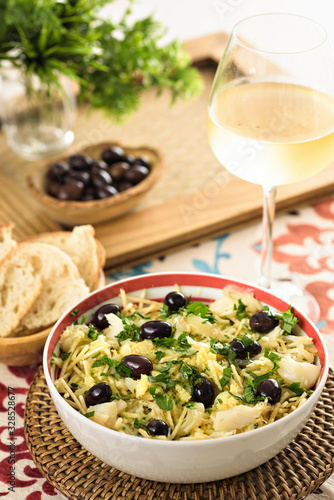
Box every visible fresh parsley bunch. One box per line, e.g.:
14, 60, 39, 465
0, 0, 202, 120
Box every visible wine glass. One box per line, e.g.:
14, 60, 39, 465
207, 13, 334, 323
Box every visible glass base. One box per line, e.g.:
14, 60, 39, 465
267, 279, 320, 324
7, 129, 74, 161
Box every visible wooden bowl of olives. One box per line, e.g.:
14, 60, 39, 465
26, 142, 163, 226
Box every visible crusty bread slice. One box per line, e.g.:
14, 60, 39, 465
0, 222, 17, 264
21, 225, 105, 291
13, 242, 89, 334
0, 245, 42, 337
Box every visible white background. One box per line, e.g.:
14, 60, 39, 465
104, 0, 334, 50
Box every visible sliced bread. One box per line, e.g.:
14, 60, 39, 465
21, 225, 105, 291
0, 222, 17, 263
13, 242, 90, 334
0, 245, 42, 337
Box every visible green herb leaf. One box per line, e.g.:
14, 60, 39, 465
134, 418, 147, 430
115, 315, 141, 345
264, 348, 281, 370
61, 352, 71, 361
155, 350, 166, 361
283, 382, 312, 396
210, 338, 237, 366
233, 299, 249, 321
159, 303, 172, 319
148, 388, 174, 411
83, 411, 95, 418
183, 402, 197, 409
88, 324, 103, 341
281, 306, 298, 334
219, 367, 232, 390
185, 301, 216, 323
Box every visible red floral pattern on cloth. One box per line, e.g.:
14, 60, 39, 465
272, 223, 334, 275
0, 365, 60, 499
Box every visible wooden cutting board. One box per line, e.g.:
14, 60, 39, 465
1, 33, 334, 271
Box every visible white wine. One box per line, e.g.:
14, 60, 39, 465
207, 81, 334, 186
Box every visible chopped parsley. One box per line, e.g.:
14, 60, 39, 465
154, 332, 192, 354
155, 350, 166, 361
115, 315, 141, 345
91, 350, 101, 359
51, 352, 58, 367
82, 411, 95, 418
264, 305, 298, 335
88, 324, 103, 341
60, 352, 71, 361
185, 301, 216, 324
264, 348, 281, 370
210, 338, 237, 366
134, 418, 147, 430
233, 299, 249, 321
183, 402, 197, 409
246, 350, 281, 388
148, 387, 174, 411
92, 355, 132, 378
283, 382, 312, 396
219, 367, 232, 390
279, 306, 298, 335
159, 303, 172, 319
149, 368, 176, 391
70, 308, 79, 316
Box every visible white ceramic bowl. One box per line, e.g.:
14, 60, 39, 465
43, 272, 328, 484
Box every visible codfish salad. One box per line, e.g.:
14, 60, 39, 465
52, 286, 321, 441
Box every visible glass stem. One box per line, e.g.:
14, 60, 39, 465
260, 186, 277, 289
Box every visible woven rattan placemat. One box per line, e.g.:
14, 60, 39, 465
24, 366, 334, 500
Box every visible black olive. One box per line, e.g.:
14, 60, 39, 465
69, 154, 94, 170
247, 341, 262, 357
96, 185, 118, 199
163, 291, 187, 313
109, 162, 130, 181
85, 382, 112, 406
193, 377, 215, 408
140, 320, 172, 340
48, 161, 70, 182
81, 185, 96, 201
147, 419, 170, 437
133, 156, 150, 168
230, 338, 261, 360
92, 303, 121, 329
122, 355, 153, 379
230, 339, 247, 359
256, 378, 281, 404
81, 192, 95, 201
56, 181, 85, 201
64, 170, 90, 186
48, 180, 61, 197
91, 169, 113, 188
93, 160, 109, 172
117, 181, 133, 192
101, 145, 125, 165
249, 311, 279, 333
123, 165, 150, 185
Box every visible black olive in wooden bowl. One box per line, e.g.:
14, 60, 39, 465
26, 142, 163, 226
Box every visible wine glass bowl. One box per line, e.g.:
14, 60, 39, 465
207, 14, 334, 320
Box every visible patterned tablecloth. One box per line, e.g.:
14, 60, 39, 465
1, 196, 334, 499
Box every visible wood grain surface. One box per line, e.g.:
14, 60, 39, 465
0, 33, 333, 271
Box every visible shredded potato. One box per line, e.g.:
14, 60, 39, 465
53, 287, 320, 441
